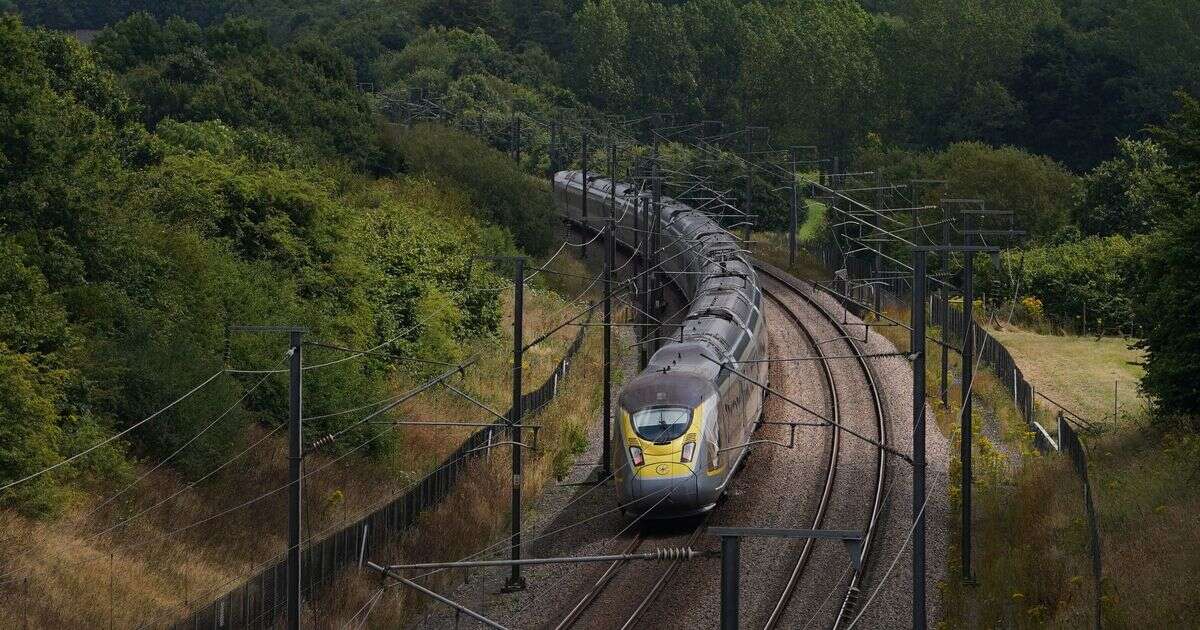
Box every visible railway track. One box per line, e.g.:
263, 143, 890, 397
551, 520, 707, 630
755, 263, 889, 630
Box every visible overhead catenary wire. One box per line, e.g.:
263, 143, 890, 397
0, 368, 227, 493
81, 371, 276, 525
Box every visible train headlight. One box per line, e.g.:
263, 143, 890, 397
629, 446, 644, 467
680, 441, 696, 463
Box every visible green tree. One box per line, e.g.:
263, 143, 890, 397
569, 0, 634, 112
933, 142, 1076, 241
0, 345, 67, 515
1075, 138, 1179, 236
1150, 91, 1200, 195
1133, 198, 1200, 423
391, 123, 555, 255
1008, 24, 1139, 170
738, 0, 880, 154
682, 0, 742, 122
879, 0, 1058, 146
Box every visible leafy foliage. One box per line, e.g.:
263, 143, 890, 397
859, 141, 1078, 241
986, 234, 1142, 332
389, 122, 555, 255
1132, 198, 1200, 421
96, 14, 378, 165
1075, 138, 1180, 236
0, 17, 505, 513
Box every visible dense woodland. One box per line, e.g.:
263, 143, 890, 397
2, 0, 1198, 517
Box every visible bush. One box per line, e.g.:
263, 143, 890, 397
933, 142, 1077, 242
986, 234, 1142, 333
1132, 198, 1200, 421
389, 122, 555, 255
1075, 138, 1180, 237
0, 19, 505, 513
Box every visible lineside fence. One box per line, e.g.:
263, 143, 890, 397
174, 316, 591, 629
809, 240, 1081, 443
806, 238, 1102, 628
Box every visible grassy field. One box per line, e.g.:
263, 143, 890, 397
987, 324, 1146, 424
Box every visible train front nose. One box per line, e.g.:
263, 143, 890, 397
624, 463, 699, 515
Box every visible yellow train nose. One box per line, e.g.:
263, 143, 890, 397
637, 461, 693, 479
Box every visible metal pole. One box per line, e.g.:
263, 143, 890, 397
651, 154, 663, 355
505, 258, 527, 592
287, 330, 303, 630
789, 147, 798, 267
549, 120, 559, 175
581, 131, 590, 259
940, 219, 951, 408
873, 171, 883, 314
912, 250, 928, 630
743, 128, 753, 243
961, 213, 975, 584
603, 143, 615, 476
638, 196, 649, 370
721, 536, 740, 630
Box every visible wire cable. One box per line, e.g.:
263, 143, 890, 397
0, 369, 226, 493
81, 371, 275, 526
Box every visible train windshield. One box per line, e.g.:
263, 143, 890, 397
631, 406, 692, 443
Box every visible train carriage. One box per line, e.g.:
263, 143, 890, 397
554, 171, 769, 517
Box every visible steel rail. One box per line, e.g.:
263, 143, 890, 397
755, 263, 889, 629
550, 532, 647, 630
617, 524, 709, 630
759, 279, 842, 630
554, 516, 708, 630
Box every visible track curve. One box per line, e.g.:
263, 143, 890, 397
754, 263, 889, 630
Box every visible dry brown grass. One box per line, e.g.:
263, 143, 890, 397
0, 250, 605, 628
867, 305, 1199, 628
304, 296, 614, 627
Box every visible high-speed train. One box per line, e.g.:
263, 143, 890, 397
554, 171, 768, 517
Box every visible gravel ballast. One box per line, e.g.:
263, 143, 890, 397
410, 266, 950, 629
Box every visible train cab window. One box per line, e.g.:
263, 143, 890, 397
631, 406, 692, 443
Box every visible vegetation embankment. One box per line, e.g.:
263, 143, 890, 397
0, 13, 598, 627
928, 321, 1200, 629
885, 310, 1197, 628
304, 295, 626, 628
755, 226, 1199, 626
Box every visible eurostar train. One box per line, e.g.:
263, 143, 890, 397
553, 171, 768, 517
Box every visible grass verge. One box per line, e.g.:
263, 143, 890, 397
876, 307, 1198, 629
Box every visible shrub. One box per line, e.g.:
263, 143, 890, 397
1132, 198, 1200, 422
1074, 138, 1181, 237
389, 122, 555, 255
986, 234, 1141, 333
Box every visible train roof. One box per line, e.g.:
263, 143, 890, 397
555, 169, 762, 385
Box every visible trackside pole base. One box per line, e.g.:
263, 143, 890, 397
500, 576, 527, 593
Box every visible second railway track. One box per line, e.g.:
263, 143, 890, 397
755, 263, 889, 630
550, 518, 708, 630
